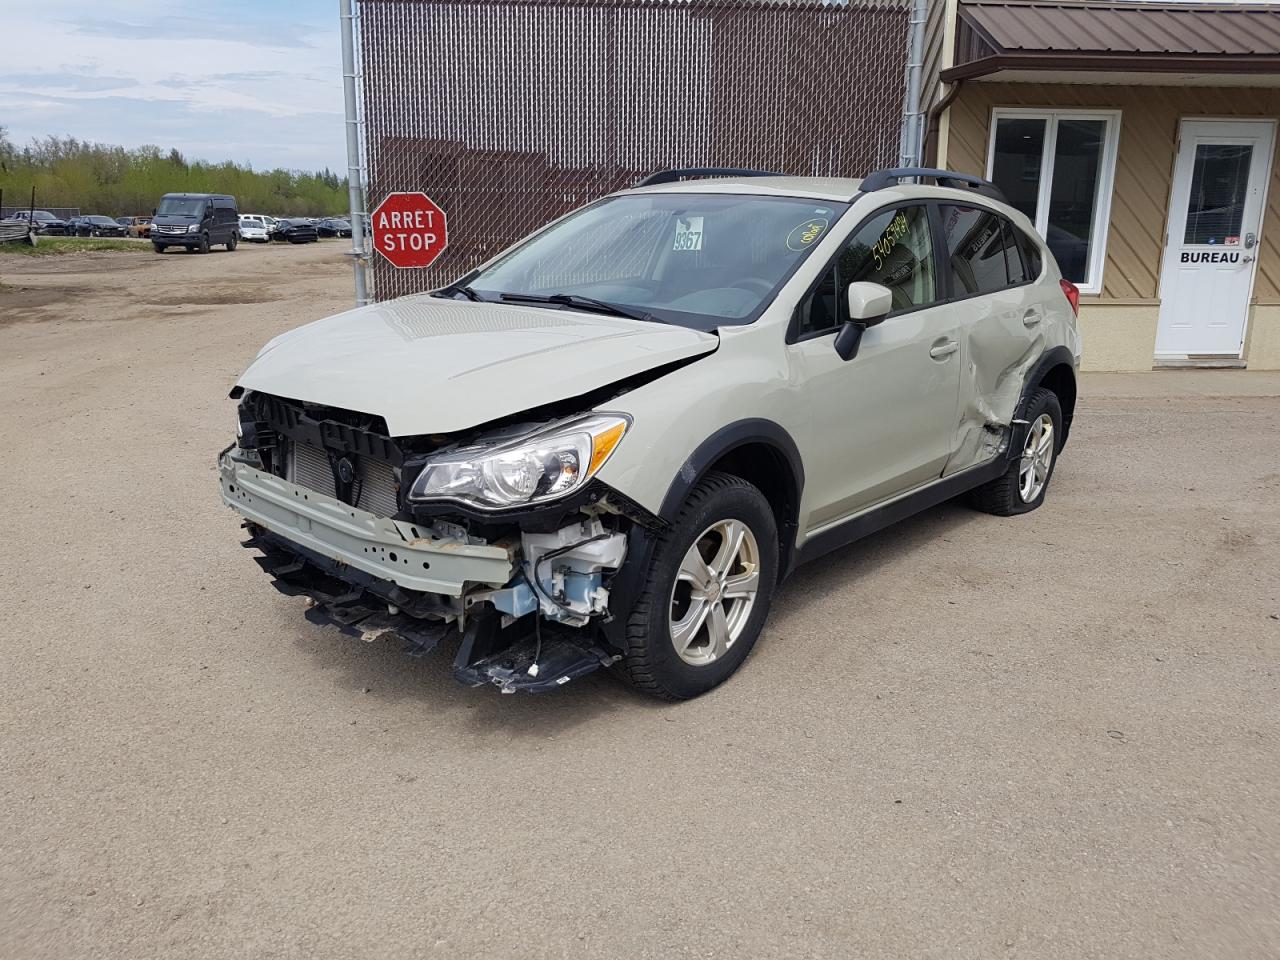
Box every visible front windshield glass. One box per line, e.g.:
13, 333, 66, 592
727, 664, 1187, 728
156, 197, 205, 217
465, 193, 847, 329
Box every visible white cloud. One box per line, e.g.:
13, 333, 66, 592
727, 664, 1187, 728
0, 1, 345, 170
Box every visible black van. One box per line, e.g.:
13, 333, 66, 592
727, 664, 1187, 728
151, 193, 239, 253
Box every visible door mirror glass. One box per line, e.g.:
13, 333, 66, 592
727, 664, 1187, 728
846, 282, 892, 326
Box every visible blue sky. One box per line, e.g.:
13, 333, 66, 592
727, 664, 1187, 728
0, 0, 345, 172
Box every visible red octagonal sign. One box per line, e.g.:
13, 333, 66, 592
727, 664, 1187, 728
371, 191, 448, 269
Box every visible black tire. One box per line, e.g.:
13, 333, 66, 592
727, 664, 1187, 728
153, 243, 165, 254
616, 472, 778, 700
196, 233, 210, 254
968, 387, 1063, 517
226, 234, 238, 251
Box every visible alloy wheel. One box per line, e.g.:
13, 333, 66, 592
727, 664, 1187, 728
669, 519, 760, 666
1018, 413, 1055, 503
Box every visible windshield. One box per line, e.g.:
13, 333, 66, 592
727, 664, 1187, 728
462, 193, 847, 330
156, 197, 206, 217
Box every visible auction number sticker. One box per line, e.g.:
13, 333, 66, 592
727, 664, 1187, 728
673, 216, 704, 252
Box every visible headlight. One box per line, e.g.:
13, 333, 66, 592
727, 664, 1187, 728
187, 223, 199, 233
408, 414, 629, 509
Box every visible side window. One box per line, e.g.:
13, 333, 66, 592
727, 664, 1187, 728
940, 204, 1025, 295
1016, 227, 1043, 280
794, 204, 937, 339
838, 205, 936, 313
1000, 219, 1027, 285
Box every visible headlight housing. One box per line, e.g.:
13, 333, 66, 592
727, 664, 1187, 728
187, 223, 199, 233
408, 414, 630, 510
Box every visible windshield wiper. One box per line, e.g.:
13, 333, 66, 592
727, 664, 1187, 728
435, 282, 483, 302
498, 292, 659, 324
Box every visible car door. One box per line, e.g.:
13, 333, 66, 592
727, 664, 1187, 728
789, 203, 962, 532
936, 203, 1043, 471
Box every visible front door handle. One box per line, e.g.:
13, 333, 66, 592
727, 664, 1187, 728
929, 338, 958, 360
1022, 308, 1042, 326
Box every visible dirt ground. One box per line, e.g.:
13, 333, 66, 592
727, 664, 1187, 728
2, 242, 1278, 960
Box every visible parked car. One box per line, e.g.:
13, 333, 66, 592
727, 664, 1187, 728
74, 215, 128, 238
11, 210, 69, 235
238, 214, 272, 243
219, 166, 1081, 699
271, 218, 318, 244
117, 216, 152, 238
151, 193, 239, 253
316, 217, 352, 238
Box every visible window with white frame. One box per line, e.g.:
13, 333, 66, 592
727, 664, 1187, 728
985, 109, 1121, 294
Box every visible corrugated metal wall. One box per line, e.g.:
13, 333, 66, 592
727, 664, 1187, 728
358, 0, 912, 299
945, 83, 1280, 303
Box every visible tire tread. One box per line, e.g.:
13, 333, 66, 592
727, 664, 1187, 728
618, 471, 770, 700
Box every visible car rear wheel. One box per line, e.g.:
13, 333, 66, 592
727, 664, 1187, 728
226, 234, 238, 251
616, 472, 778, 700
968, 387, 1063, 517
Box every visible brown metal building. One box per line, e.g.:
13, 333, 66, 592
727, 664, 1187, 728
922, 0, 1280, 370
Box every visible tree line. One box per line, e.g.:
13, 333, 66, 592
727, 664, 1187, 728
0, 129, 349, 218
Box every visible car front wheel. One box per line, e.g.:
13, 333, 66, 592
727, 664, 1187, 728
617, 472, 778, 700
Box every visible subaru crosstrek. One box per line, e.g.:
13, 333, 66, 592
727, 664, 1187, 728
219, 167, 1082, 699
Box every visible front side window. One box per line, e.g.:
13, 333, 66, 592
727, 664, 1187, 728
466, 193, 847, 331
795, 204, 937, 339
987, 109, 1120, 293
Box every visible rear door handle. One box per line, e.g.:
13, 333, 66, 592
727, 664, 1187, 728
1023, 308, 1042, 327
929, 338, 958, 360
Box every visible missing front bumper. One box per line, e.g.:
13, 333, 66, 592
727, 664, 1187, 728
219, 449, 515, 596
222, 449, 624, 693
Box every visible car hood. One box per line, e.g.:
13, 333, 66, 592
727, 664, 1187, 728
235, 294, 718, 436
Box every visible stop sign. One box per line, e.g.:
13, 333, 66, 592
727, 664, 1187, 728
370, 192, 448, 269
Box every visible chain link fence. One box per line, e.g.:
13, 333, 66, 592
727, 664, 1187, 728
358, 0, 912, 299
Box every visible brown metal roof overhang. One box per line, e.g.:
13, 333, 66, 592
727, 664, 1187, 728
941, 0, 1280, 82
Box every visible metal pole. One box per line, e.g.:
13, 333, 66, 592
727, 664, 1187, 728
899, 0, 928, 168
340, 0, 370, 306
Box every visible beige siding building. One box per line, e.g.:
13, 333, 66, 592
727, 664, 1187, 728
922, 0, 1280, 370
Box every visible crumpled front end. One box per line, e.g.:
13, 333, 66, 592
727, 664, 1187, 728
219, 391, 652, 693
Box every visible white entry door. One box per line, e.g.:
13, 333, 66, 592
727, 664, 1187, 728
1156, 119, 1276, 359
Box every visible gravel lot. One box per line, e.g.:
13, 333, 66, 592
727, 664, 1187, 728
3, 242, 1279, 959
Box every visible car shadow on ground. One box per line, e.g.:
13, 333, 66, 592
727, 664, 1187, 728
278, 496, 988, 736
770, 498, 987, 617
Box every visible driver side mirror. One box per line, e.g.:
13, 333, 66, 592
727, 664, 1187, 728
834, 282, 893, 361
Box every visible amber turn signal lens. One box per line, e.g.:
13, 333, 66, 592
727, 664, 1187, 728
589, 420, 627, 476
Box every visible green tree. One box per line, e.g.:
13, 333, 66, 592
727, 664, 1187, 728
0, 134, 350, 218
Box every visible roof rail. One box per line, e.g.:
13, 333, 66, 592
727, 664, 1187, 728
635, 167, 784, 187
859, 167, 1006, 202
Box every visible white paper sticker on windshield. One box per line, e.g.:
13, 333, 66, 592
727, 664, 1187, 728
673, 216, 704, 252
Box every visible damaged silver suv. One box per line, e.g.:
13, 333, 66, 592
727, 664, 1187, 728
219, 167, 1082, 699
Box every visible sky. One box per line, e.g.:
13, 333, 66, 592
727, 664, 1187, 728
0, 0, 346, 172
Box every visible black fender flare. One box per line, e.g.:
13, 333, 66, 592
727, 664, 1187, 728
598, 419, 806, 650
1007, 345, 1077, 460
658, 418, 806, 576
